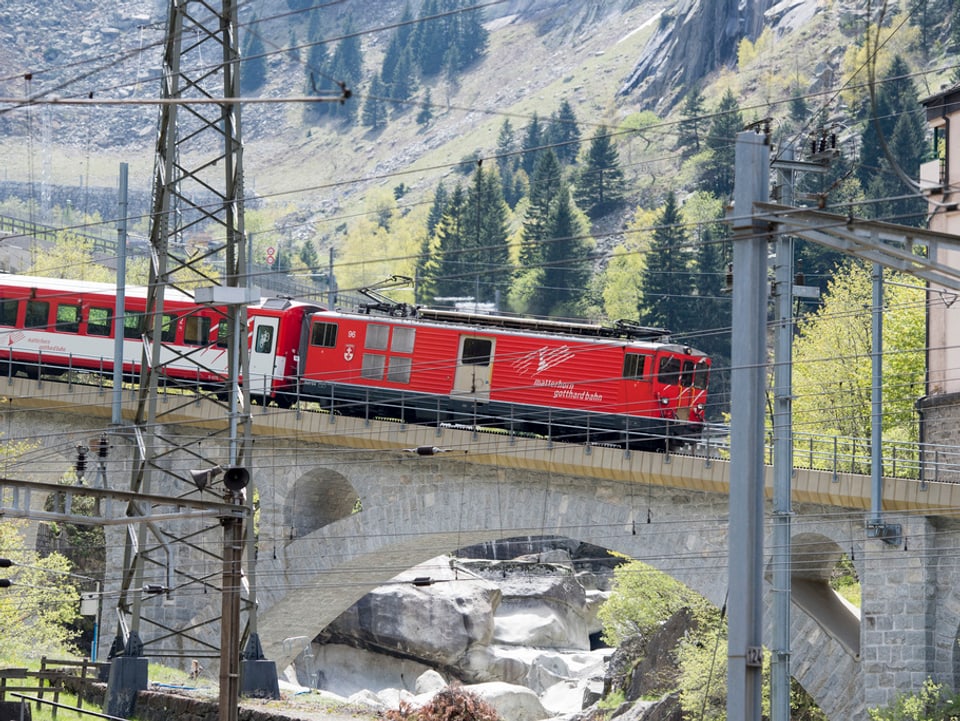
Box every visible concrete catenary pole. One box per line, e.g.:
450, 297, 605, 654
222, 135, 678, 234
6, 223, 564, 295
728, 127, 770, 721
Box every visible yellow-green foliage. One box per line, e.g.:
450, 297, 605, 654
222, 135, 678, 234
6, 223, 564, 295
868, 678, 960, 720
597, 559, 712, 647
791, 262, 924, 445
600, 207, 656, 321
0, 520, 81, 659
839, 15, 919, 113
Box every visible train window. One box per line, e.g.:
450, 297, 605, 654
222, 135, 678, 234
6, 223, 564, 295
391, 326, 415, 354
365, 324, 389, 351
0, 300, 18, 326
623, 353, 646, 380
87, 307, 112, 336
255, 326, 274, 354
311, 322, 338, 348
25, 300, 50, 329
694, 360, 709, 389
387, 356, 412, 384
184, 316, 211, 346
657, 356, 681, 384
216, 319, 231, 348
55, 304, 81, 333
361, 353, 385, 380
681, 360, 695, 387
124, 312, 144, 340
161, 314, 177, 343
461, 337, 492, 366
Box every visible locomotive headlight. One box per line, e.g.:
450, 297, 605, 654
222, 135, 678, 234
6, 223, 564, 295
696, 403, 704, 412
660, 397, 670, 405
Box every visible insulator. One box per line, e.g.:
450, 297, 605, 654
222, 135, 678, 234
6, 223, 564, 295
76, 444, 87, 475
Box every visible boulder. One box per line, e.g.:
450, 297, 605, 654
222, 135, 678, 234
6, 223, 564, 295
321, 557, 500, 668
415, 669, 448, 695
463, 681, 551, 721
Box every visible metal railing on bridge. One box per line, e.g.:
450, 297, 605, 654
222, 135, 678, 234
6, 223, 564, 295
4, 353, 958, 485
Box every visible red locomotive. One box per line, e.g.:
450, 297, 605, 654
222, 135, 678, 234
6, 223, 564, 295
0, 274, 710, 449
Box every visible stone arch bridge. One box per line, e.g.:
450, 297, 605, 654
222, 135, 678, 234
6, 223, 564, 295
2, 377, 960, 721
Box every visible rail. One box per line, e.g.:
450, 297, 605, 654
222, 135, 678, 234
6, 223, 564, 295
5, 353, 960, 484
10, 694, 126, 721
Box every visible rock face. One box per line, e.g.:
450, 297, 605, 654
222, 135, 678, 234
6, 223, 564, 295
619, 0, 779, 110
294, 543, 616, 719
279, 539, 700, 721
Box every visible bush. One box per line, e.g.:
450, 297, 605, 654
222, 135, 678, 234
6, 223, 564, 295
384, 686, 501, 721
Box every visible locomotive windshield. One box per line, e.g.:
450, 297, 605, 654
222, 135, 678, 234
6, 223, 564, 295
658, 356, 681, 384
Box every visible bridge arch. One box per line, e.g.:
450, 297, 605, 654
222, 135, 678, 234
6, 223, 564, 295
250, 455, 863, 720
284, 467, 360, 538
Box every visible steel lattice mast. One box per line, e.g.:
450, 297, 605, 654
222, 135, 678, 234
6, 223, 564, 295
105, 0, 267, 715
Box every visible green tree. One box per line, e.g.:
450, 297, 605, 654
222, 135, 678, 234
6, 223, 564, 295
792, 262, 924, 453
677, 86, 706, 154
537, 184, 591, 317
463, 163, 512, 305
519, 149, 563, 267
430, 184, 469, 300
495, 119, 522, 207
699, 88, 743, 199
299, 238, 319, 270
27, 231, 113, 282
574, 129, 626, 219
857, 55, 926, 227
637, 192, 694, 333
598, 558, 713, 646
545, 99, 581, 164
520, 113, 544, 176
302, 9, 330, 124
361, 75, 389, 129
416, 88, 434, 126
0, 520, 81, 659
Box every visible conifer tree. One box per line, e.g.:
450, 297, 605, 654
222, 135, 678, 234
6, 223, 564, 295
536, 184, 590, 317
699, 89, 742, 199
857, 55, 926, 226
520, 149, 562, 267
463, 163, 512, 305
677, 87, 705, 154
637, 192, 693, 332
416, 89, 434, 126
546, 99, 581, 164
431, 185, 468, 300
520, 113, 544, 176
414, 183, 448, 304
495, 119, 521, 207
574, 129, 626, 219
302, 10, 330, 124
361, 76, 389, 129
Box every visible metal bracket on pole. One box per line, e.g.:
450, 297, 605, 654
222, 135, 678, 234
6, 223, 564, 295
866, 521, 903, 546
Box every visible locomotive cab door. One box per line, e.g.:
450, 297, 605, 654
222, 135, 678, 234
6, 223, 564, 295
452, 335, 494, 402
249, 315, 280, 398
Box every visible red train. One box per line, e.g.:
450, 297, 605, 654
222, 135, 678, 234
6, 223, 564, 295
0, 274, 710, 449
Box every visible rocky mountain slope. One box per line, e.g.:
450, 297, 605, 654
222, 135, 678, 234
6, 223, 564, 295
0, 0, 822, 223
